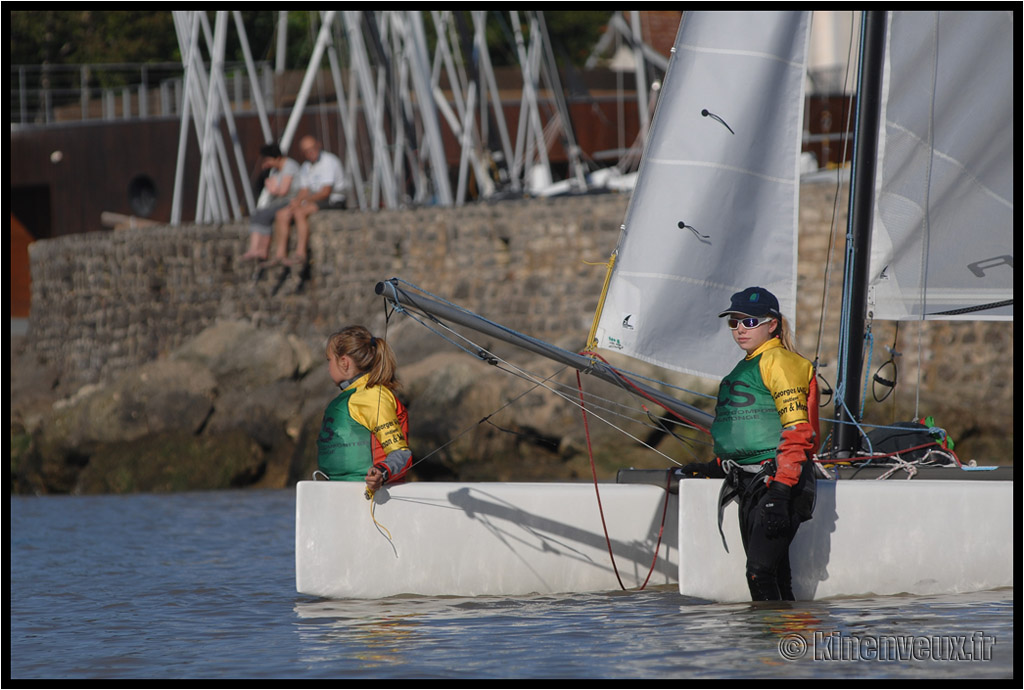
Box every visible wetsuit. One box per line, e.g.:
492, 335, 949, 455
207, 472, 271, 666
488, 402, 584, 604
316, 373, 412, 484
711, 338, 818, 601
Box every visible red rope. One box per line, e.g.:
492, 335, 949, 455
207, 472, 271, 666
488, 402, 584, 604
579, 350, 712, 436
576, 370, 672, 591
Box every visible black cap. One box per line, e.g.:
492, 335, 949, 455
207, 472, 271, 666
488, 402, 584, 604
718, 286, 781, 318
259, 143, 283, 158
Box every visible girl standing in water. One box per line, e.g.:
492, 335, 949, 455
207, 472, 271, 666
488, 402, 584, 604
680, 287, 818, 601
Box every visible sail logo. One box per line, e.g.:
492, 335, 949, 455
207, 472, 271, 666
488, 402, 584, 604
622, 314, 635, 330
968, 255, 1012, 278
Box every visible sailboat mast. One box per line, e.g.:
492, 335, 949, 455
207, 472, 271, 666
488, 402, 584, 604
832, 11, 886, 458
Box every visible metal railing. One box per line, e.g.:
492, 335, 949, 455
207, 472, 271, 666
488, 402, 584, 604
10, 61, 274, 127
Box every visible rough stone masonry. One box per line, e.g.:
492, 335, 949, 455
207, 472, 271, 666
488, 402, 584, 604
25, 184, 1014, 462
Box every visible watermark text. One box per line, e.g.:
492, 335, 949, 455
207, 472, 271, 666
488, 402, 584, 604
778, 631, 996, 662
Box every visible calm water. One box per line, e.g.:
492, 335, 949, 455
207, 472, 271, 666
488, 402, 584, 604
9, 489, 1015, 680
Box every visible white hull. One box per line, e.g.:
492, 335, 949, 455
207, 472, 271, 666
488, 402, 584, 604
678, 478, 1014, 602
295, 481, 678, 599
295, 475, 1012, 601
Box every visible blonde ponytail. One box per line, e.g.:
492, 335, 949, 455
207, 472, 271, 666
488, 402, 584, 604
773, 314, 799, 354
326, 326, 401, 391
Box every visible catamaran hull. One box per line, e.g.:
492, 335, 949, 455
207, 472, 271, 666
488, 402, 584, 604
295, 477, 1012, 601
295, 481, 678, 599
678, 478, 1013, 602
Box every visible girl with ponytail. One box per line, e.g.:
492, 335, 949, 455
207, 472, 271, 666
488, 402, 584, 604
317, 325, 412, 492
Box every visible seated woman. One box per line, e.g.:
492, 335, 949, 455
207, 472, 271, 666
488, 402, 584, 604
242, 143, 299, 261
316, 325, 412, 495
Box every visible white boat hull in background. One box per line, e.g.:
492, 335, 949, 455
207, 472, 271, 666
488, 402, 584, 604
678, 478, 1013, 602
295, 481, 677, 599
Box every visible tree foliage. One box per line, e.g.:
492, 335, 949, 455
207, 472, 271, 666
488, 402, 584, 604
10, 10, 613, 69
10, 11, 181, 65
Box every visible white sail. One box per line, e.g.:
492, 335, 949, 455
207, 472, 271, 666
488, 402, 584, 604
594, 11, 812, 380
868, 11, 1014, 321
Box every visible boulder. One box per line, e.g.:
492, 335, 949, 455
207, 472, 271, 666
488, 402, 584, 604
44, 358, 218, 449
171, 320, 316, 390
73, 429, 270, 494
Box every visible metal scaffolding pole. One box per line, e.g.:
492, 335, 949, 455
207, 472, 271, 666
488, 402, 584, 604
405, 12, 453, 205
344, 10, 398, 208
232, 11, 273, 144
322, 12, 368, 210
279, 11, 337, 155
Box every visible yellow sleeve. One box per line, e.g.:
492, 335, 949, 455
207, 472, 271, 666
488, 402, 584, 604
348, 386, 409, 453
759, 348, 814, 428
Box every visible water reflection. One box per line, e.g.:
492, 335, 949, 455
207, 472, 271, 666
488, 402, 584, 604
292, 588, 1014, 679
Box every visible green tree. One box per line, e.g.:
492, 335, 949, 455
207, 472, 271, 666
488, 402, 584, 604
10, 10, 613, 70
10, 11, 179, 65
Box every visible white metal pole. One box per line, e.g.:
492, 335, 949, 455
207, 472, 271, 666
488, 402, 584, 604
171, 11, 201, 225
279, 11, 337, 155
407, 12, 453, 205
232, 11, 273, 143
344, 10, 398, 208
473, 11, 514, 176
630, 11, 650, 146
322, 12, 367, 210
276, 11, 288, 74
198, 11, 240, 220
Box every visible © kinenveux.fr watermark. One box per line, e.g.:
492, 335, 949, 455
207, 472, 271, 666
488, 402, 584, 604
778, 631, 996, 662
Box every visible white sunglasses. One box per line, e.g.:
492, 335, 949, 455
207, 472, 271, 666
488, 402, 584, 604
727, 315, 775, 330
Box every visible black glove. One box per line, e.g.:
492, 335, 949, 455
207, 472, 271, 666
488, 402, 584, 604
675, 461, 724, 479
759, 482, 792, 538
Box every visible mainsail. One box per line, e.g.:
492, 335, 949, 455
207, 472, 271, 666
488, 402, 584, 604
868, 11, 1014, 321
593, 11, 813, 380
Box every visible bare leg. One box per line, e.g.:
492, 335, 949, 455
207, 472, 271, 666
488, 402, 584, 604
271, 206, 294, 262
255, 233, 271, 259
292, 207, 315, 263
242, 232, 264, 260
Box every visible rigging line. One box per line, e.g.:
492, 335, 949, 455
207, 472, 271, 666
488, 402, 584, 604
500, 359, 711, 459
407, 361, 572, 472
378, 282, 710, 448
576, 370, 626, 591
914, 11, 943, 422
577, 370, 675, 592
480, 351, 691, 465
389, 277, 716, 401
546, 378, 707, 443
813, 10, 860, 369
580, 350, 712, 436
389, 298, 690, 466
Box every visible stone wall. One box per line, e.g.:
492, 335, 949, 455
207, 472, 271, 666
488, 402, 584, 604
26, 185, 1014, 460
27, 194, 628, 388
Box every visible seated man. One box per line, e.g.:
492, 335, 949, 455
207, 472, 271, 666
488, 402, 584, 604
270, 136, 346, 266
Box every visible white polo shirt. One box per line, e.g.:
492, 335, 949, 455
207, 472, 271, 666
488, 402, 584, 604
299, 151, 346, 205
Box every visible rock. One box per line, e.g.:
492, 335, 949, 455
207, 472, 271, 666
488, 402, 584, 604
9, 335, 62, 435
170, 320, 314, 389
204, 380, 306, 449
73, 429, 270, 494
398, 351, 621, 481
44, 358, 217, 448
